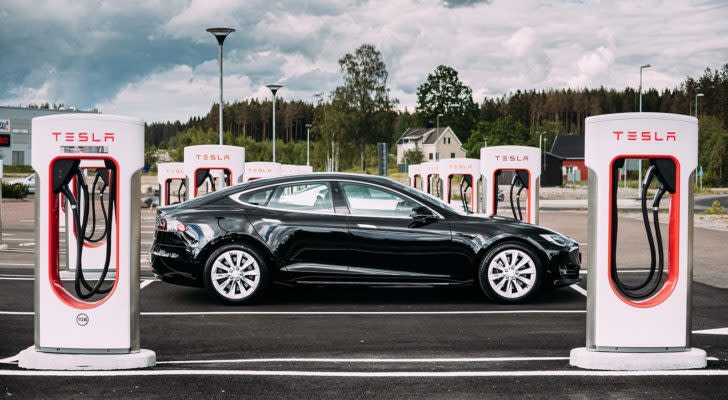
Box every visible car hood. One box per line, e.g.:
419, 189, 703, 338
450, 214, 577, 245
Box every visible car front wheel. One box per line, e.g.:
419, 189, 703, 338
203, 244, 268, 304
478, 242, 542, 303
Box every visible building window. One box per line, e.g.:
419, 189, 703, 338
429, 153, 433, 160
450, 153, 455, 158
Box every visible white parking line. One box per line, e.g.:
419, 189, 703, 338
140, 279, 156, 289
0, 277, 33, 281
0, 310, 587, 316
0, 263, 34, 266
141, 310, 587, 316
1, 369, 728, 377
157, 356, 571, 365
570, 284, 587, 297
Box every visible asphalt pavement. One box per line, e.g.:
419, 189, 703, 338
1, 200, 728, 399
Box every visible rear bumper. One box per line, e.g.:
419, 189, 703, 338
150, 243, 203, 287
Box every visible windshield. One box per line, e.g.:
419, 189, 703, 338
389, 180, 468, 216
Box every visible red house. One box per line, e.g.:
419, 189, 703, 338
549, 135, 587, 183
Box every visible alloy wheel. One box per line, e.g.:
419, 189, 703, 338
487, 249, 537, 299
210, 249, 261, 300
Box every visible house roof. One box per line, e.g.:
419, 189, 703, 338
549, 135, 584, 159
396, 126, 455, 145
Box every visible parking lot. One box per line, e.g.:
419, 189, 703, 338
1, 200, 728, 399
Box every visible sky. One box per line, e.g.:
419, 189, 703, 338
1, 0, 727, 123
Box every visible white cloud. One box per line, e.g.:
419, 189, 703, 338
1, 0, 727, 122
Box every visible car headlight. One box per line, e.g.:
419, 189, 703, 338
540, 233, 571, 247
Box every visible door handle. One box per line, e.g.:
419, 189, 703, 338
357, 224, 377, 229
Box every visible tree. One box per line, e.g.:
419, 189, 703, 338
463, 116, 529, 157
331, 43, 398, 170
416, 65, 477, 140
403, 148, 424, 165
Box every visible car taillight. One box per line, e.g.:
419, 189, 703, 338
156, 212, 168, 231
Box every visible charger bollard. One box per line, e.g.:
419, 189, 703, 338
19, 113, 155, 370
438, 158, 480, 213
183, 145, 244, 200
157, 162, 187, 206
420, 161, 440, 196
407, 164, 422, 189
61, 160, 117, 281
570, 112, 706, 370
243, 161, 282, 182
281, 164, 313, 176
480, 146, 541, 224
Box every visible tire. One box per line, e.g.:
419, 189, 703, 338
203, 244, 269, 304
478, 241, 543, 303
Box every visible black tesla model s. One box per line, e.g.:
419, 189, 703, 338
151, 173, 581, 304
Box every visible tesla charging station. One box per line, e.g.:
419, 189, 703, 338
408, 164, 422, 189
62, 159, 117, 281
243, 161, 282, 182
480, 146, 540, 224
570, 112, 706, 370
184, 145, 244, 200
157, 162, 187, 206
438, 158, 480, 213
420, 161, 440, 196
281, 164, 313, 176
19, 114, 155, 370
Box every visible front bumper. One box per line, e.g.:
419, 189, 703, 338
547, 246, 582, 288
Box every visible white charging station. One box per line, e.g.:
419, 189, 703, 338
243, 161, 282, 182
19, 113, 155, 370
570, 112, 706, 370
407, 164, 422, 189
183, 145, 244, 200
281, 164, 312, 176
63, 159, 116, 281
419, 161, 440, 195
157, 162, 187, 206
438, 158, 480, 213
480, 146, 541, 224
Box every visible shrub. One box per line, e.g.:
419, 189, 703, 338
1, 182, 29, 199
704, 200, 727, 215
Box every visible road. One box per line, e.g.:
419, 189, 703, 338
1, 201, 728, 399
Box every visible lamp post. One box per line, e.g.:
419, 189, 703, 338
639, 64, 651, 112
695, 93, 704, 117
637, 64, 651, 194
266, 84, 283, 162
206, 27, 235, 145
305, 123, 312, 166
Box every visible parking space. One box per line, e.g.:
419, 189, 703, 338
2, 210, 728, 398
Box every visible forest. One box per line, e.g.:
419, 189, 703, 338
144, 47, 728, 185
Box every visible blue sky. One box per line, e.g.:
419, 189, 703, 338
1, 0, 727, 122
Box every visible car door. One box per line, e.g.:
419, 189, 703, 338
338, 180, 468, 281
237, 180, 352, 276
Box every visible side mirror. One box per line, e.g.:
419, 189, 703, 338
410, 205, 436, 221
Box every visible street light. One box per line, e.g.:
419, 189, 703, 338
305, 123, 312, 166
638, 63, 651, 195
695, 93, 704, 117
266, 84, 283, 162
206, 27, 235, 145
639, 64, 651, 112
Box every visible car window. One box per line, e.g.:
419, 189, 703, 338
237, 188, 275, 206
267, 182, 334, 213
341, 182, 418, 217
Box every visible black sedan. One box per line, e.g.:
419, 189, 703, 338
151, 173, 581, 304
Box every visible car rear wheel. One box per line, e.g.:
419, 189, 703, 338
478, 242, 542, 303
203, 244, 268, 304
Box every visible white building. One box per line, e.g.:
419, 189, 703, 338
0, 106, 97, 165
395, 126, 466, 169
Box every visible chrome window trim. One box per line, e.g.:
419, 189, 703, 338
228, 177, 443, 219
